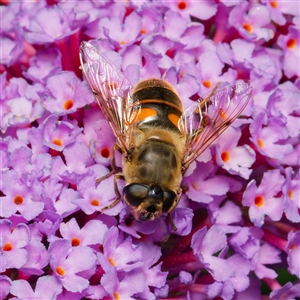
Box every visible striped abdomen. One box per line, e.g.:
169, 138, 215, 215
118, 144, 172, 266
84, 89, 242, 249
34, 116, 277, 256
132, 79, 183, 133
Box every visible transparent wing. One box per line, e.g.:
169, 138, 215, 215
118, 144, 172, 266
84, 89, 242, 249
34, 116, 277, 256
80, 41, 136, 153
180, 80, 252, 171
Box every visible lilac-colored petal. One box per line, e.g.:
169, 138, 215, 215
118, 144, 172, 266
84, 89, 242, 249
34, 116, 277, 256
213, 201, 242, 225
258, 169, 284, 197
117, 269, 146, 298
201, 225, 227, 255
192, 226, 232, 282
80, 219, 108, 245
49, 239, 72, 265
10, 280, 35, 299
164, 10, 188, 40
170, 207, 193, 236
60, 273, 90, 293
163, 0, 217, 21
287, 231, 300, 278
4, 248, 28, 271
103, 227, 143, 271
54, 189, 79, 217
21, 240, 49, 274
0, 275, 12, 299
26, 6, 77, 44
64, 245, 96, 273
86, 284, 108, 299
270, 282, 300, 300
35, 276, 62, 299
100, 266, 119, 295
230, 227, 263, 260
252, 243, 281, 279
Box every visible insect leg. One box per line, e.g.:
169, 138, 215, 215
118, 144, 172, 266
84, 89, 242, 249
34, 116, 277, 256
167, 187, 182, 232
168, 214, 177, 232
96, 144, 121, 183
101, 173, 125, 211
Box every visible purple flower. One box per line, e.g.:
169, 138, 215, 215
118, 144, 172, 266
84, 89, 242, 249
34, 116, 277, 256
215, 126, 256, 179
183, 161, 230, 204
54, 187, 80, 217
90, 119, 116, 167
0, 170, 44, 220
159, 0, 217, 21
197, 50, 237, 92
100, 226, 143, 272
0, 275, 12, 299
42, 115, 82, 151
229, 2, 274, 42
98, 12, 142, 48
73, 170, 120, 215
277, 25, 300, 78
242, 169, 285, 226
287, 230, 300, 278
170, 207, 193, 236
23, 47, 62, 84
192, 225, 232, 282
101, 267, 146, 300
229, 227, 263, 260
49, 239, 97, 293
270, 282, 300, 300
25, 6, 80, 44
250, 112, 293, 160
0, 220, 30, 272
210, 201, 243, 234
252, 243, 281, 279
267, 82, 299, 139
55, 217, 108, 246
20, 239, 49, 275
282, 167, 300, 223
10, 276, 62, 300
163, 10, 205, 49
39, 71, 94, 115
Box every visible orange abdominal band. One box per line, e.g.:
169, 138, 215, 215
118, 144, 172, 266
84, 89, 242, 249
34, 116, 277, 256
136, 107, 157, 121
168, 113, 180, 127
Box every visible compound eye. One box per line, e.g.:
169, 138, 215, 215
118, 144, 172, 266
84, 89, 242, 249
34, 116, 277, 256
162, 190, 177, 213
123, 184, 148, 207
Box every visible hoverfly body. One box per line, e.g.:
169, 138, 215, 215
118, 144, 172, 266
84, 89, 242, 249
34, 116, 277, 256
79, 41, 252, 230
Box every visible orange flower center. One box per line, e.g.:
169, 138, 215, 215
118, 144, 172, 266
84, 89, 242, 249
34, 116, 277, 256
287, 38, 296, 49
2, 243, 13, 251
108, 257, 116, 266
71, 238, 81, 247
255, 195, 264, 207
90, 199, 100, 206
288, 190, 293, 200
100, 148, 110, 158
14, 195, 24, 205
221, 151, 230, 162
64, 99, 74, 110
257, 139, 264, 148
52, 138, 63, 147
270, 1, 278, 8
178, 1, 187, 10
203, 80, 212, 88
243, 23, 253, 33
56, 266, 65, 276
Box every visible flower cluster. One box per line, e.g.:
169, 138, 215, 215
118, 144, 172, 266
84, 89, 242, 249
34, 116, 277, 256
1, 1, 299, 299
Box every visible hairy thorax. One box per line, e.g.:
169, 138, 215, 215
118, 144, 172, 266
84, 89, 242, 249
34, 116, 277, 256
122, 127, 185, 191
